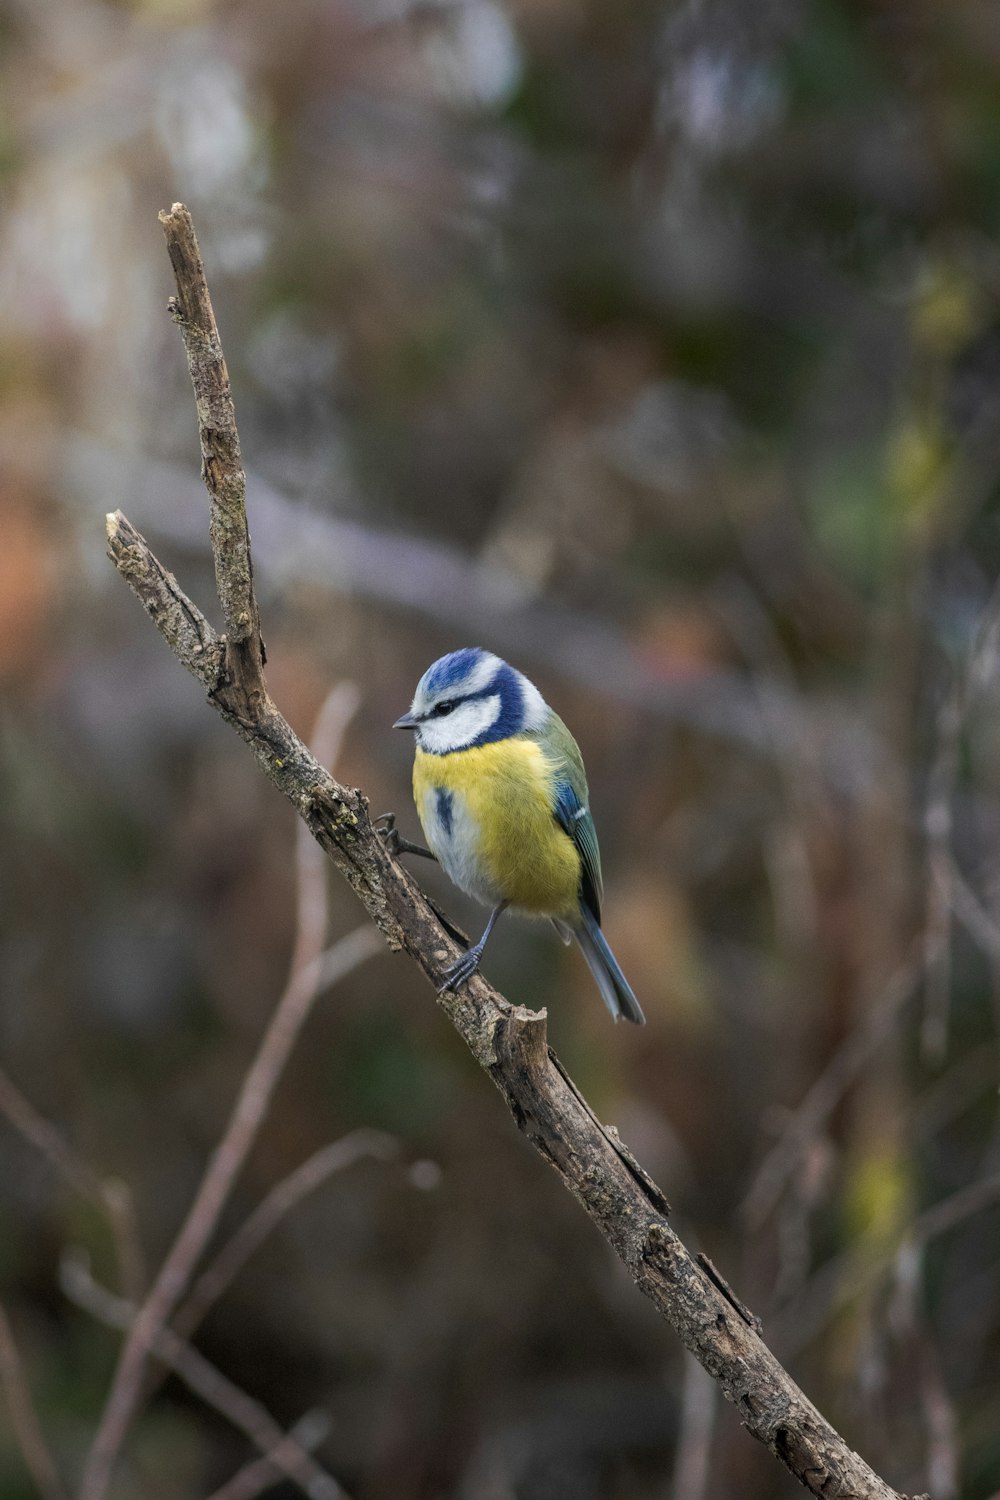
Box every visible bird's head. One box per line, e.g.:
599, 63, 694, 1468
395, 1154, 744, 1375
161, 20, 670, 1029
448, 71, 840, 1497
394, 648, 548, 754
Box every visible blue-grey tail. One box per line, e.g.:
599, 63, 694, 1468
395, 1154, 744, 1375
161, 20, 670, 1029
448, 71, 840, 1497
574, 907, 646, 1025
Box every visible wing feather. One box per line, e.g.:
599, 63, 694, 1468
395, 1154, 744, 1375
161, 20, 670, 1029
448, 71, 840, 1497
553, 778, 603, 923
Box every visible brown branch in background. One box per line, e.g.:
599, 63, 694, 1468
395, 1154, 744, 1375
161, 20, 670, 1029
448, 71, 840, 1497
0, 1068, 144, 1304
204, 1411, 332, 1500
924, 673, 963, 1061
772, 1164, 1000, 1362
923, 570, 1000, 1059
173, 1128, 399, 1352
68, 432, 850, 764
741, 941, 936, 1231
669, 1353, 716, 1500
0, 1303, 68, 1500
946, 857, 1000, 959
888, 1246, 959, 1500
76, 674, 376, 1500
62, 1259, 346, 1500
75, 925, 377, 1500
0, 1068, 107, 1202
101, 203, 918, 1500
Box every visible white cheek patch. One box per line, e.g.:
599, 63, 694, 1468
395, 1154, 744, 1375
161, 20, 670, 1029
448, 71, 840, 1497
417, 694, 501, 754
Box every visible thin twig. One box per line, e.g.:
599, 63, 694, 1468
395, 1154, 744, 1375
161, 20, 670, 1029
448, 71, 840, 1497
773, 1167, 1000, 1358
742, 941, 935, 1230
946, 859, 1000, 960
166, 685, 382, 1350
669, 1353, 716, 1500
0, 1302, 68, 1500
77, 926, 378, 1500
0, 1068, 144, 1303
161, 202, 263, 674
923, 683, 962, 1062
888, 1245, 960, 1500
204, 1411, 332, 1500
103, 202, 914, 1500
290, 682, 362, 975
78, 674, 373, 1500
172, 1128, 398, 1351
923, 569, 1000, 1059
0, 1068, 104, 1201
62, 1259, 345, 1500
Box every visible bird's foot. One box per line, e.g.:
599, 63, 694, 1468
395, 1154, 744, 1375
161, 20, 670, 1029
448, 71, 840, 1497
373, 811, 397, 839
374, 812, 435, 861
438, 946, 484, 994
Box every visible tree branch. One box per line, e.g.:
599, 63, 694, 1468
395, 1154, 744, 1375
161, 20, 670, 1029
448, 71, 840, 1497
160, 202, 263, 680
0, 1302, 68, 1500
0, 1066, 144, 1305
103, 203, 920, 1500
62, 1259, 345, 1500
204, 1411, 332, 1500
172, 1128, 399, 1353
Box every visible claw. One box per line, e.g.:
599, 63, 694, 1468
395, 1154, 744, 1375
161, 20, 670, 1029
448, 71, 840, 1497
374, 812, 436, 863
374, 812, 402, 856
436, 903, 507, 994
437, 949, 483, 994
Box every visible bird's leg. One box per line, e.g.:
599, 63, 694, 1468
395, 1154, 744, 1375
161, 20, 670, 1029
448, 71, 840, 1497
438, 903, 508, 993
374, 812, 436, 862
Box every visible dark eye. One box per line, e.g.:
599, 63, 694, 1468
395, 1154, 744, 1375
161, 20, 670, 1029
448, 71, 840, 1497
432, 699, 457, 717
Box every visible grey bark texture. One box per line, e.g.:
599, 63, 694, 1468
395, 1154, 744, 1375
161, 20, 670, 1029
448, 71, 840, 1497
105, 203, 927, 1500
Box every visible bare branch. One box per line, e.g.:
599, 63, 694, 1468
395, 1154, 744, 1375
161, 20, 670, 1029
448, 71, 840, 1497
670, 1354, 716, 1500
0, 1067, 104, 1203
0, 1067, 143, 1304
102, 203, 915, 1500
105, 511, 221, 688
94, 683, 376, 1470
62, 1260, 345, 1500
76, 670, 374, 1500
292, 683, 362, 973
888, 1247, 959, 1500
158, 202, 263, 679
76, 920, 381, 1500
773, 1167, 1000, 1360
922, 568, 1000, 1059
204, 1411, 331, 1500
946, 859, 1000, 960
172, 1128, 398, 1351
0, 1302, 68, 1500
742, 941, 935, 1230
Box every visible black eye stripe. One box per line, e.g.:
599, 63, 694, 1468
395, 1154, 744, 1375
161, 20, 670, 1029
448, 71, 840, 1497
419, 683, 498, 723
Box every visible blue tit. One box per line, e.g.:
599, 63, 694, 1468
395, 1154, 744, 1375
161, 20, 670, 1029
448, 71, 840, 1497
393, 647, 645, 1025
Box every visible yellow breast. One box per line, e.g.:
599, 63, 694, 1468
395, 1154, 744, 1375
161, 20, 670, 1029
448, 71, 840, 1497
413, 738, 581, 918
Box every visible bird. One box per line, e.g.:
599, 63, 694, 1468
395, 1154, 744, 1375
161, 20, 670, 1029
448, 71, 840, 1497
391, 647, 645, 1024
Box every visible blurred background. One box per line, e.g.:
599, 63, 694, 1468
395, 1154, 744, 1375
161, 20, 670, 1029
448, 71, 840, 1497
3, 0, 1000, 1496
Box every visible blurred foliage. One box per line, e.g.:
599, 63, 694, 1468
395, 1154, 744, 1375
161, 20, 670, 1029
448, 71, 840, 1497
3, 0, 1000, 1496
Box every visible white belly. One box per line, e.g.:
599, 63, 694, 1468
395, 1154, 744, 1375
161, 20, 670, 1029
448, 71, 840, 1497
419, 785, 503, 909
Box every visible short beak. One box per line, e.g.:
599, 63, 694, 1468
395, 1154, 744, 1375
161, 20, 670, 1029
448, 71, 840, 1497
393, 712, 419, 730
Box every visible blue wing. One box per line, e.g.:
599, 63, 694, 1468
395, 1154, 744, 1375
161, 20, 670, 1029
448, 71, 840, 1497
553, 779, 603, 923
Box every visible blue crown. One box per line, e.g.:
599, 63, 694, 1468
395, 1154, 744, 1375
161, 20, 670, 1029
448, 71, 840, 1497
423, 647, 493, 696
